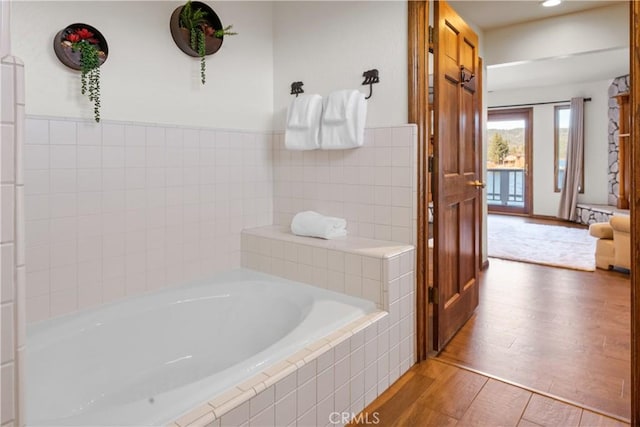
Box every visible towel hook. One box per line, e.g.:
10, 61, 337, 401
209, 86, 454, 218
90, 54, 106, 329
290, 81, 304, 97
362, 69, 379, 100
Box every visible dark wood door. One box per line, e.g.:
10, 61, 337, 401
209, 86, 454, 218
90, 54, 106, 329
433, 0, 481, 351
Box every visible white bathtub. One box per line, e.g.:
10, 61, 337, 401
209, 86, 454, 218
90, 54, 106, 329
26, 269, 377, 426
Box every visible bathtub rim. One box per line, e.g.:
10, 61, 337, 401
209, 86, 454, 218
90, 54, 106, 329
25, 268, 384, 427
170, 309, 388, 427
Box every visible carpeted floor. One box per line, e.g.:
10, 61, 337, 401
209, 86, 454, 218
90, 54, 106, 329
487, 215, 597, 271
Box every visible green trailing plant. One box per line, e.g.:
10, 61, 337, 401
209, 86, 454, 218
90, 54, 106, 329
65, 27, 103, 122
196, 27, 206, 84
77, 42, 101, 122
180, 1, 209, 84
179, 1, 238, 85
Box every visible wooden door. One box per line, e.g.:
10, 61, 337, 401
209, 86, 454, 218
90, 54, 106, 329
433, 0, 481, 351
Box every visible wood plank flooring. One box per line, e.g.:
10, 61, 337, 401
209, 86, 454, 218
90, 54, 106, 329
353, 215, 630, 425
438, 257, 631, 420
352, 359, 628, 427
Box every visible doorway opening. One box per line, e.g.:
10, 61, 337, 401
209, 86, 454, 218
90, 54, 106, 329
409, 0, 637, 424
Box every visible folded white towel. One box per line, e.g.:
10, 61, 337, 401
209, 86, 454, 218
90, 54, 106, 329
321, 90, 367, 150
323, 90, 351, 124
291, 211, 347, 240
285, 94, 322, 150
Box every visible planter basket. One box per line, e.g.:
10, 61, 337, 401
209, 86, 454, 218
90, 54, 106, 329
53, 23, 108, 70
170, 1, 224, 57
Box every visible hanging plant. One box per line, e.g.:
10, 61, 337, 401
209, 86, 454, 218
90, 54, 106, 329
53, 24, 108, 123
171, 1, 237, 85
180, 0, 208, 84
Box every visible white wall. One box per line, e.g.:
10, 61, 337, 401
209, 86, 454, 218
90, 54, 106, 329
12, 0, 410, 129
272, 1, 407, 129
488, 79, 611, 217
1, 0, 10, 57
11, 1, 274, 131
484, 3, 628, 66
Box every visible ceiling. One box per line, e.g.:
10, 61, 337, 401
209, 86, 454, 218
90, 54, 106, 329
449, 0, 625, 31
487, 47, 629, 91
447, 0, 629, 92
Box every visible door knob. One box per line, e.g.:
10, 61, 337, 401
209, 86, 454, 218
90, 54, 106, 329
468, 180, 486, 189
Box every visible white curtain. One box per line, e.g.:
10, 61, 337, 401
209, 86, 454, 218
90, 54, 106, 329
557, 97, 585, 221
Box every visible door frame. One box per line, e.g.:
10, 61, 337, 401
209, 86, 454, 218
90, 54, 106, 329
486, 107, 533, 215
408, 0, 430, 362
410, 1, 639, 424
629, 2, 638, 424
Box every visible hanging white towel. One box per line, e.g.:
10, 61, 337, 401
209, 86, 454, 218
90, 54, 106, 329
285, 94, 323, 150
320, 90, 367, 150
291, 211, 347, 239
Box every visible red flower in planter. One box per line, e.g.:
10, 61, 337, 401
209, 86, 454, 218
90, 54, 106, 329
75, 28, 94, 40
66, 28, 99, 45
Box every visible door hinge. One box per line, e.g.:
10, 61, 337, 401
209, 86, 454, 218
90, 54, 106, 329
428, 286, 438, 304
428, 155, 434, 173
428, 26, 434, 45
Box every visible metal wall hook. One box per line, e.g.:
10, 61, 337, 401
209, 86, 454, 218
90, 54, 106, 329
460, 67, 475, 83
290, 81, 304, 97
460, 66, 476, 91
362, 69, 379, 100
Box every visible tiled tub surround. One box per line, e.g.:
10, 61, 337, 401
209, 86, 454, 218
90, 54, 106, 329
241, 226, 415, 313
21, 117, 418, 425
190, 226, 416, 427
23, 116, 273, 323
157, 228, 416, 427
272, 125, 417, 245
2, 55, 26, 427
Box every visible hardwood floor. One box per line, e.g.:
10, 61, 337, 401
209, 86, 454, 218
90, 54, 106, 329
354, 215, 631, 425
352, 358, 629, 427
438, 257, 631, 421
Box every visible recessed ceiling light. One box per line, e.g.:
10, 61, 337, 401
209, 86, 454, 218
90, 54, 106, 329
542, 0, 562, 7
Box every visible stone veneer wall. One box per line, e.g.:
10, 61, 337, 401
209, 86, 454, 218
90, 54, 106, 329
607, 75, 630, 206
575, 204, 623, 226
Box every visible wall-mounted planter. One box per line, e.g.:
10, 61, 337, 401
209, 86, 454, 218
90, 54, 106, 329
170, 1, 224, 57
53, 23, 108, 122
53, 23, 108, 70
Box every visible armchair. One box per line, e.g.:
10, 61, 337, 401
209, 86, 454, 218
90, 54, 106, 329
588, 215, 630, 271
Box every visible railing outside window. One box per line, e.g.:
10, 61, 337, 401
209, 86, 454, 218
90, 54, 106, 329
486, 168, 525, 208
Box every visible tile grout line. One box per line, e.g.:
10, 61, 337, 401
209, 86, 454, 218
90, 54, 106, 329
517, 391, 535, 427
455, 367, 491, 421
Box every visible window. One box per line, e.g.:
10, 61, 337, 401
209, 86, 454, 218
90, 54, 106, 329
554, 105, 584, 193
486, 108, 532, 214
